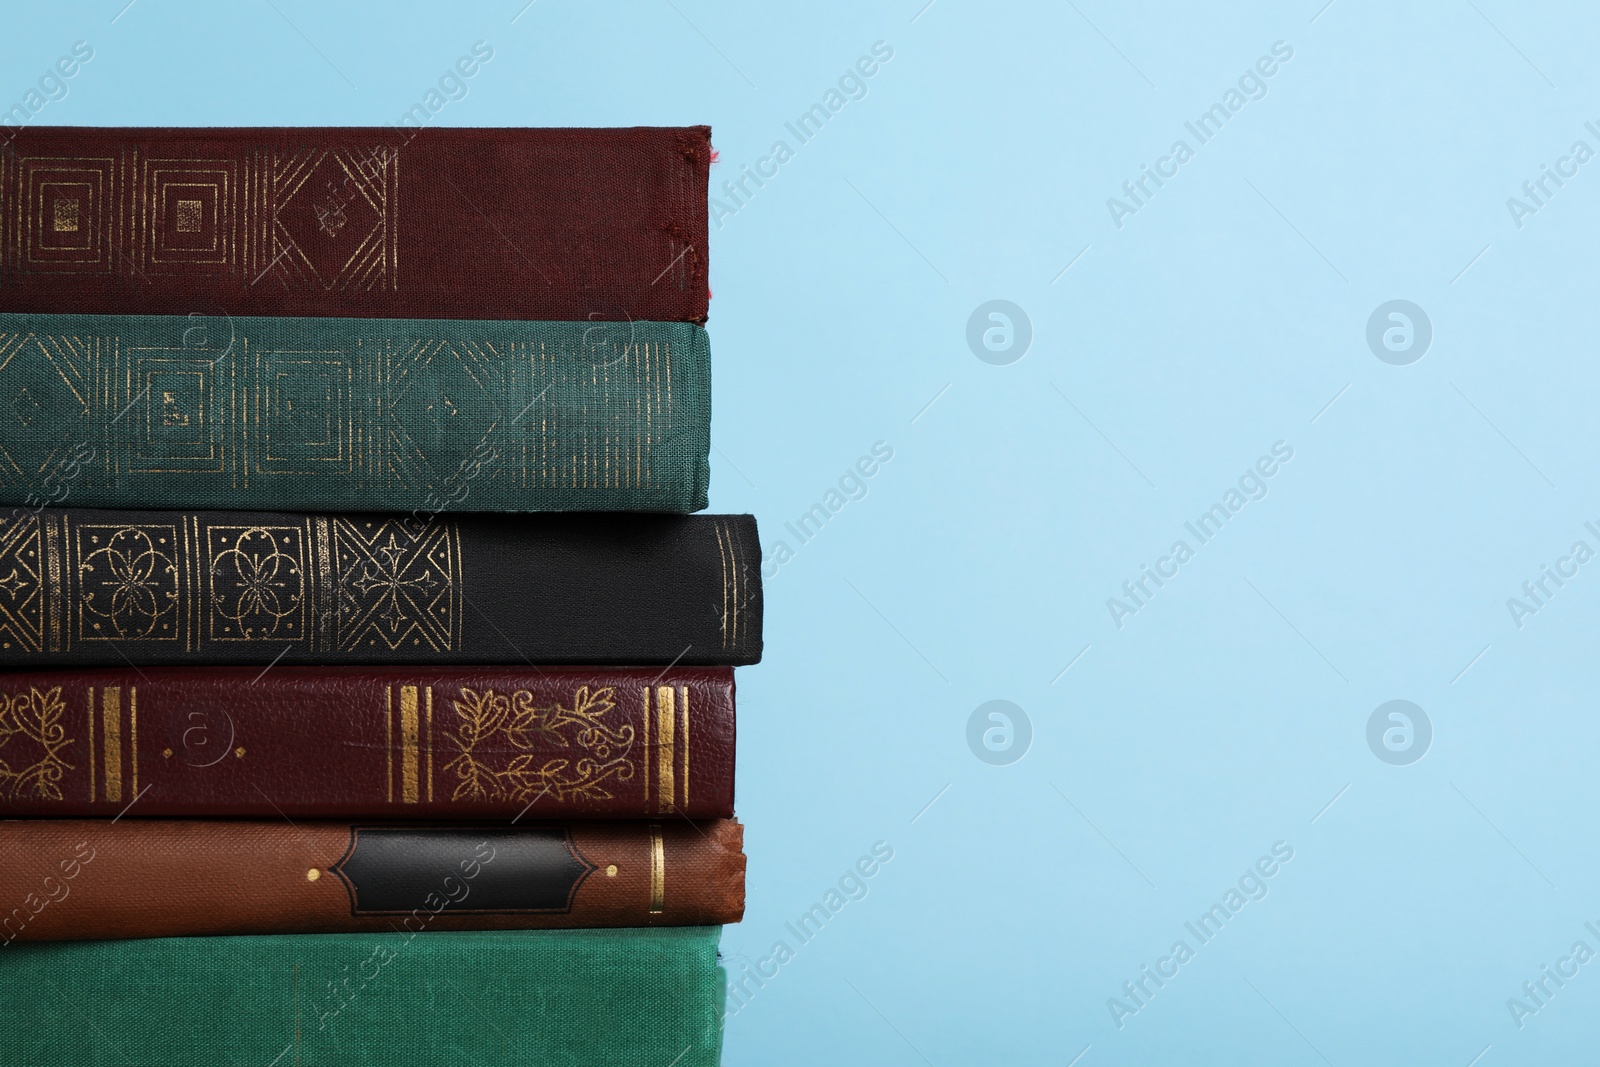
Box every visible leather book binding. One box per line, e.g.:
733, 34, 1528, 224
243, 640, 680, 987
0, 312, 709, 513
0, 126, 710, 323
0, 666, 734, 819
0, 818, 744, 941
0, 508, 761, 667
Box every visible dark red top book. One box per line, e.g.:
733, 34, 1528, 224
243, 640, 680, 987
0, 126, 709, 322
0, 667, 733, 819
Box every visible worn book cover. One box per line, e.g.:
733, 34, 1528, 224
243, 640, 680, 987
0, 666, 734, 819
0, 818, 744, 941
0, 126, 710, 322
0, 312, 709, 513
0, 509, 761, 667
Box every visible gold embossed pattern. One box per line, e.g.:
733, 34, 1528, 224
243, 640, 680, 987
2, 146, 396, 289
444, 686, 636, 805
205, 526, 306, 642
0, 685, 73, 800
332, 518, 458, 652
0, 514, 461, 655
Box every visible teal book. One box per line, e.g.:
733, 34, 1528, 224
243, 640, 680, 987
0, 927, 726, 1066
0, 313, 709, 513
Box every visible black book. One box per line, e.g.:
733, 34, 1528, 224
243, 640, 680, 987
0, 509, 761, 666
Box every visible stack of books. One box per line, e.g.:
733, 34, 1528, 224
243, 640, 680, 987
0, 125, 758, 1065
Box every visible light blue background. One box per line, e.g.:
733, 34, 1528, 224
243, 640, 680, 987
7, 1, 1600, 1063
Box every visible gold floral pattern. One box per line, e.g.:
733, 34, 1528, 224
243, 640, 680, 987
206, 525, 306, 641
0, 686, 74, 799
77, 525, 180, 641
444, 686, 634, 804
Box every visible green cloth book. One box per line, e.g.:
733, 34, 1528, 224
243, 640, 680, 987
0, 927, 726, 1065
0, 312, 710, 513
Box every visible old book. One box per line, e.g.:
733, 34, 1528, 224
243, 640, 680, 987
0, 666, 733, 819
0, 927, 725, 1065
0, 509, 761, 666
0, 312, 709, 513
0, 126, 710, 322
0, 818, 743, 941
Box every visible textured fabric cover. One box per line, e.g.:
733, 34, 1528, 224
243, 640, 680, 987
0, 509, 761, 667
0, 927, 725, 1066
0, 126, 711, 323
0, 312, 709, 513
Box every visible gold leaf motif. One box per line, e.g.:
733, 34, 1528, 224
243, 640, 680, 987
443, 686, 634, 805
0, 686, 74, 800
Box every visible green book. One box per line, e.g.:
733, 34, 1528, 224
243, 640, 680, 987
0, 313, 710, 513
1, 927, 726, 1065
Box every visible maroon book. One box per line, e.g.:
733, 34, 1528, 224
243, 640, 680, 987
0, 666, 733, 818
0, 126, 709, 322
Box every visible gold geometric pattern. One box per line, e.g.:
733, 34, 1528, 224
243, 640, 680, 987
0, 516, 44, 653
0, 513, 462, 655
264, 147, 395, 292
0, 323, 687, 501
255, 349, 352, 475
1, 145, 396, 288
331, 518, 458, 652
13, 156, 115, 273
142, 158, 236, 270
125, 348, 222, 474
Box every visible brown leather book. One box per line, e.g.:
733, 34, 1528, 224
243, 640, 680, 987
0, 818, 743, 942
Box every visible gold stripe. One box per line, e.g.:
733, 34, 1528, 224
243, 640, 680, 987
102, 687, 121, 803
314, 516, 333, 650
642, 687, 650, 809
679, 686, 690, 810
86, 687, 94, 801
425, 687, 434, 803
45, 515, 61, 652
731, 524, 741, 647
728, 522, 739, 647
649, 825, 665, 914
385, 686, 393, 803
451, 523, 465, 650
130, 687, 138, 798
399, 685, 419, 804
61, 514, 73, 651
390, 150, 400, 288
713, 524, 730, 649
185, 516, 197, 651
656, 686, 675, 813
190, 515, 202, 651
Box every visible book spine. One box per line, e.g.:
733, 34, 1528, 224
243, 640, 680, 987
0, 312, 710, 514
0, 509, 761, 667
0, 929, 725, 1065
0, 819, 744, 941
0, 667, 734, 819
0, 125, 710, 322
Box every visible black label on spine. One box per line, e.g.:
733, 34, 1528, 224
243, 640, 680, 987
330, 825, 595, 914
